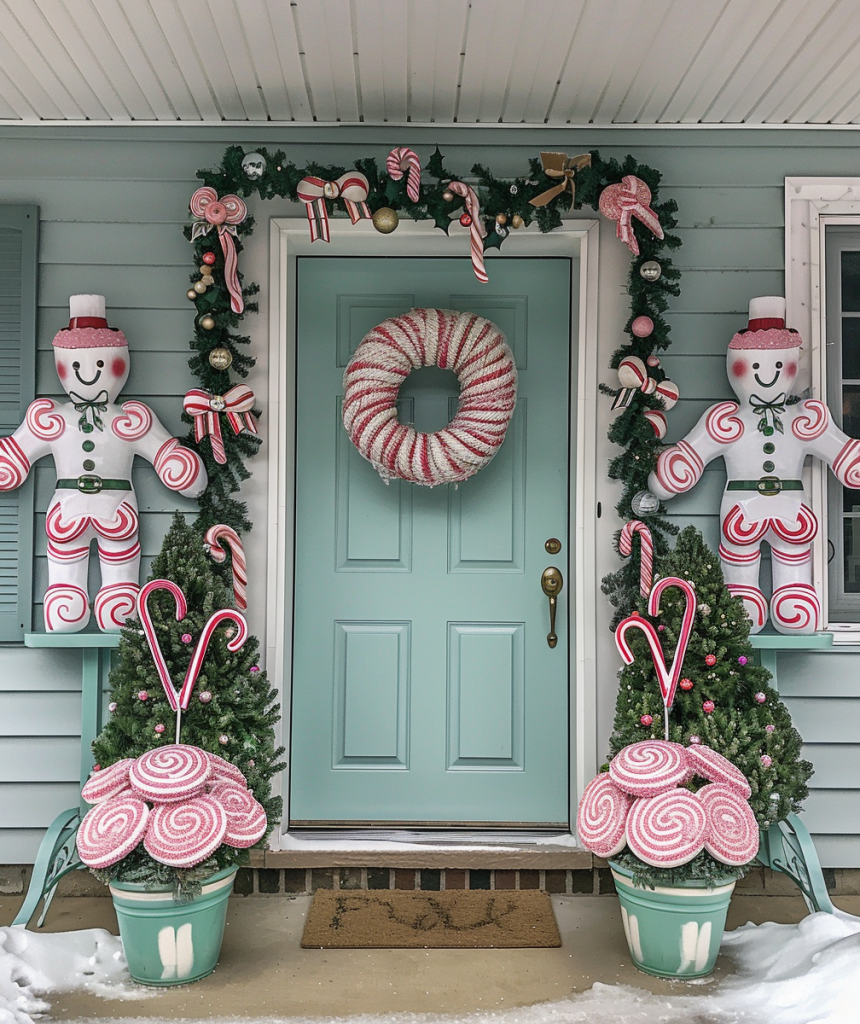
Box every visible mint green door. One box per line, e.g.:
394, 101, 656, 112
290, 256, 575, 826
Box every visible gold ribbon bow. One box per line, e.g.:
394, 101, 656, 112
529, 152, 592, 208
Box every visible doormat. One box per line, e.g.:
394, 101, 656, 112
301, 889, 562, 948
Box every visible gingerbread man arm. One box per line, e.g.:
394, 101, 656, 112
791, 399, 860, 488
0, 400, 65, 491
111, 400, 207, 498
648, 401, 744, 501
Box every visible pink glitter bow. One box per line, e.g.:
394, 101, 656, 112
183, 384, 259, 465
598, 175, 664, 256
296, 171, 371, 242
189, 187, 248, 314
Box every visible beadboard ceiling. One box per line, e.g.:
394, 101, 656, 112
1, 0, 860, 126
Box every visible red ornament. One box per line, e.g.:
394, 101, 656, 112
640, 714, 653, 726
202, 251, 217, 265
754, 692, 767, 704
705, 654, 717, 666
761, 754, 773, 768
138, 690, 149, 701
459, 212, 472, 227
154, 724, 166, 734
679, 677, 694, 691
703, 700, 715, 714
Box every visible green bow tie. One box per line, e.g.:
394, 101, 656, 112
749, 392, 786, 435
69, 390, 109, 432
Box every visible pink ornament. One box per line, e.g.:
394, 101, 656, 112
657, 624, 666, 631
689, 735, 701, 745
738, 656, 748, 666
647, 355, 661, 368
640, 714, 653, 726
199, 690, 212, 703
109, 701, 117, 713
765, 724, 775, 733
219, 734, 229, 745
761, 755, 773, 768
181, 633, 193, 644
705, 654, 717, 666
703, 700, 715, 714
631, 316, 654, 338
247, 759, 255, 767
680, 677, 694, 691
250, 666, 260, 673
154, 724, 166, 734
138, 690, 149, 701
754, 692, 767, 704
202, 251, 217, 266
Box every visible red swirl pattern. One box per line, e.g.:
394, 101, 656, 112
111, 400, 153, 441
207, 752, 248, 789
718, 542, 761, 565
791, 399, 828, 441
655, 440, 703, 494
0, 436, 30, 490
770, 505, 817, 544
44, 584, 89, 630
834, 438, 860, 488
46, 501, 138, 543
82, 759, 135, 804
706, 401, 744, 443
26, 398, 65, 441
625, 789, 707, 868
726, 585, 768, 629
94, 583, 140, 630
722, 505, 769, 546
77, 796, 150, 869
144, 795, 227, 867
154, 438, 203, 492
46, 502, 88, 542
609, 741, 693, 797
576, 773, 634, 858
209, 782, 267, 847
698, 784, 759, 866
129, 744, 212, 803
771, 584, 820, 632
686, 745, 751, 798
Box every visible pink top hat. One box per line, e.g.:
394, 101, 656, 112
728, 296, 801, 351
52, 295, 128, 349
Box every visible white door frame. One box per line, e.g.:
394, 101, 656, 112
266, 216, 601, 845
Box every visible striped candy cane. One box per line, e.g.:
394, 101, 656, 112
447, 181, 488, 283
204, 524, 248, 611
387, 147, 421, 202
619, 520, 654, 599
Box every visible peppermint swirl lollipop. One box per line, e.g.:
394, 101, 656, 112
576, 773, 633, 857
626, 790, 707, 868
210, 782, 267, 847
698, 784, 760, 866
207, 752, 249, 789
77, 796, 149, 869
81, 759, 134, 803
129, 744, 211, 803
687, 744, 752, 798
609, 740, 693, 797
144, 795, 227, 867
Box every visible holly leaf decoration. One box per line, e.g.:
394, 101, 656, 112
426, 146, 447, 179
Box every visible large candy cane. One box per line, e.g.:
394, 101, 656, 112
179, 608, 248, 717
447, 181, 488, 283
137, 580, 188, 713
619, 520, 654, 599
204, 524, 248, 610
387, 147, 421, 202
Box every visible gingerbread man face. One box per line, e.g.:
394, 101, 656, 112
726, 346, 799, 406
54, 344, 130, 404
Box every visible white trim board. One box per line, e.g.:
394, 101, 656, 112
266, 218, 601, 848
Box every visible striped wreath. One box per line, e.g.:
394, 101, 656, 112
342, 308, 517, 486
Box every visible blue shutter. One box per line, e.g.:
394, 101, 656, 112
0, 206, 38, 641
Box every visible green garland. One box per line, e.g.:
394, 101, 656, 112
186, 145, 681, 622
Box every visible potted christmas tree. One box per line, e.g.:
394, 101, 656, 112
579, 526, 812, 979
76, 514, 284, 986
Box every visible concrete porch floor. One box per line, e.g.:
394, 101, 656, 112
4, 891, 860, 1020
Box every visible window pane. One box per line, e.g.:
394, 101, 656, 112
844, 518, 860, 592
842, 317, 860, 380
842, 252, 860, 312
843, 488, 860, 513
842, 384, 860, 436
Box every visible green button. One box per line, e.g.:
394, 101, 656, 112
81, 423, 94, 434
763, 442, 775, 454
82, 459, 95, 471
763, 426, 774, 436
763, 461, 775, 472
82, 440, 95, 452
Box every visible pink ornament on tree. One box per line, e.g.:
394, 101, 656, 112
680, 678, 694, 691
761, 755, 773, 768
181, 633, 192, 644
703, 700, 715, 714
705, 654, 717, 666
138, 690, 148, 701
640, 714, 653, 726
155, 724, 165, 734
754, 692, 767, 704
631, 316, 654, 338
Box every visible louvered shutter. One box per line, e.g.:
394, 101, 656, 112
0, 206, 38, 641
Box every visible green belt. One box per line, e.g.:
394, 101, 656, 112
56, 476, 132, 495
726, 477, 803, 497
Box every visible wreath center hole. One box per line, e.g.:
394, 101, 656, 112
398, 366, 460, 433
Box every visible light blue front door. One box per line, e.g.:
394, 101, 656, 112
290, 256, 575, 826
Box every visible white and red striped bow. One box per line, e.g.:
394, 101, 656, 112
597, 175, 664, 256
183, 384, 259, 465
296, 171, 371, 242
189, 187, 248, 314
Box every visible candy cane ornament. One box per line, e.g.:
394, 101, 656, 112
137, 580, 188, 713
619, 520, 654, 599
386, 147, 421, 202
204, 524, 248, 610
447, 182, 488, 283
177, 609, 248, 742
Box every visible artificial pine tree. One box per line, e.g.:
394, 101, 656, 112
90, 512, 284, 891
608, 526, 813, 886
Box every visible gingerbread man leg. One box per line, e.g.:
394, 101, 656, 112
719, 502, 769, 633
92, 502, 141, 632
45, 511, 93, 632
767, 508, 821, 635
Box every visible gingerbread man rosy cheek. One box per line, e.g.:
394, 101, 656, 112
0, 295, 207, 634
649, 296, 859, 635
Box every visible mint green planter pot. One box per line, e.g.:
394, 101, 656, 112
109, 866, 237, 986
609, 862, 736, 979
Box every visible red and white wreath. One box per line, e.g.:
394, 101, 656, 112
342, 308, 517, 485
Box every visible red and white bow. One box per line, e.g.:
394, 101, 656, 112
296, 171, 371, 243
598, 175, 664, 256
183, 384, 259, 465
189, 187, 248, 314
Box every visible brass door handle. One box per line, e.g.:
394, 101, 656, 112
541, 566, 564, 649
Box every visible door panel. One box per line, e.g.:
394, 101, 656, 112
291, 256, 575, 826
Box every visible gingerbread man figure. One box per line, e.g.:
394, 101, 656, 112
648, 296, 860, 634
0, 295, 207, 633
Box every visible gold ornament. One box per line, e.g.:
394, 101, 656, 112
200, 315, 216, 331
186, 288, 198, 301
511, 214, 524, 229
372, 207, 399, 234
495, 213, 508, 226
442, 190, 454, 202
208, 346, 233, 371
193, 280, 208, 294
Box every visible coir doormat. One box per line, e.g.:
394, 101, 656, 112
301, 889, 562, 948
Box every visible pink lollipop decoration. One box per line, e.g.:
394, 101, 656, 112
448, 181, 488, 283
210, 782, 267, 848
619, 520, 653, 599
576, 773, 634, 858
189, 186, 247, 313
626, 789, 707, 868
144, 795, 227, 868
129, 744, 211, 803
598, 175, 664, 256
207, 751, 249, 789
698, 784, 760, 866
137, 579, 188, 712
609, 740, 692, 797
204, 524, 248, 611
81, 758, 134, 804
77, 796, 150, 869
387, 147, 421, 202
687, 744, 752, 799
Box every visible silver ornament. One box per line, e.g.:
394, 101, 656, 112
631, 489, 660, 516
241, 152, 266, 180
639, 260, 662, 282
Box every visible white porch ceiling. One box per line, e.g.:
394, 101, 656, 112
1, 0, 859, 127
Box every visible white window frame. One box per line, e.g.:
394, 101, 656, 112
786, 178, 860, 632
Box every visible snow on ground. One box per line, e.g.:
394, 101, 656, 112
2, 910, 860, 1024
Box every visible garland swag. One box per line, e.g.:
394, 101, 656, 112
185, 145, 681, 622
